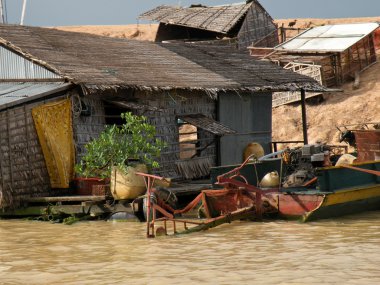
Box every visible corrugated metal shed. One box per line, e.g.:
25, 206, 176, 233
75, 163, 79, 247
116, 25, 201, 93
275, 23, 379, 53
0, 82, 72, 110
0, 46, 62, 80
139, 3, 252, 34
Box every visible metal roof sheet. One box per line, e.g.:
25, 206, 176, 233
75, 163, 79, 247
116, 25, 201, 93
0, 46, 62, 80
275, 23, 379, 53
0, 82, 72, 110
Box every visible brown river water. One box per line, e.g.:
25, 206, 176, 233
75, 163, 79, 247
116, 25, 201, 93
1, 211, 380, 285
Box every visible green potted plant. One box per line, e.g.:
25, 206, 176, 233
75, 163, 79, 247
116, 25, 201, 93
75, 112, 166, 199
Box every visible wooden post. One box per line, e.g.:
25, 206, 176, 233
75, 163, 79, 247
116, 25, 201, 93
0, 0, 4, 24
280, 24, 285, 43
300, 89, 308, 145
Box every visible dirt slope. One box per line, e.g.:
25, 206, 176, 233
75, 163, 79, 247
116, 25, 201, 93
54, 17, 380, 42
272, 60, 380, 146
54, 17, 380, 147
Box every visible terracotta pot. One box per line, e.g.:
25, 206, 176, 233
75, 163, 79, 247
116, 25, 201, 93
74, 177, 109, 196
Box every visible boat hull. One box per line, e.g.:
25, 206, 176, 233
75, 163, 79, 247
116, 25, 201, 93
211, 160, 380, 222
303, 184, 380, 221
274, 184, 380, 221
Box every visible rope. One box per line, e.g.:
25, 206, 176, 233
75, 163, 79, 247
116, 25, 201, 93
71, 94, 82, 118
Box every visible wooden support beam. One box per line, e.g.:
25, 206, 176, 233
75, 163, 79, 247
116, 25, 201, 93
300, 89, 308, 145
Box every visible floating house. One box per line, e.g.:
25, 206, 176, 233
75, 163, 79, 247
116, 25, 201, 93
139, 0, 278, 49
251, 23, 380, 87
0, 25, 323, 209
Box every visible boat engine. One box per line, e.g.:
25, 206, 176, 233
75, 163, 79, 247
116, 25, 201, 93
283, 143, 330, 187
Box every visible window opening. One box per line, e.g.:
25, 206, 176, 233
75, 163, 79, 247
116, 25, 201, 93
104, 102, 131, 126
178, 118, 199, 159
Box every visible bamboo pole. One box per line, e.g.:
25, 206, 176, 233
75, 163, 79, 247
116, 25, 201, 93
20, 0, 28, 25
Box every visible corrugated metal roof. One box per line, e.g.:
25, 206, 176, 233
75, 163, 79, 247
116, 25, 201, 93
0, 46, 62, 80
179, 114, 236, 136
275, 23, 380, 53
0, 82, 72, 110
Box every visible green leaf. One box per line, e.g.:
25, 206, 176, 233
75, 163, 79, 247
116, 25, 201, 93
75, 112, 166, 178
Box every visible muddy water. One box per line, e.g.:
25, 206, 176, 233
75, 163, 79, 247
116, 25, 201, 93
1, 211, 380, 285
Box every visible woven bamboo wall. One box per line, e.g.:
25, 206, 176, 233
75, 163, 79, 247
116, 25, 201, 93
72, 95, 106, 164
0, 92, 73, 209
70, 88, 217, 180
133, 90, 217, 179
238, 2, 278, 50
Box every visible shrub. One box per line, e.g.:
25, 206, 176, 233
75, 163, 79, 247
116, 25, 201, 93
75, 112, 166, 178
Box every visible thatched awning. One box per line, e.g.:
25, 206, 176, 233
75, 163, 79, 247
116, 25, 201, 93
179, 114, 236, 136
0, 25, 325, 95
106, 100, 164, 112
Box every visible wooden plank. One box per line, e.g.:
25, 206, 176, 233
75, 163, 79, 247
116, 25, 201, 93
0, 201, 134, 217
6, 109, 14, 190
26, 195, 106, 203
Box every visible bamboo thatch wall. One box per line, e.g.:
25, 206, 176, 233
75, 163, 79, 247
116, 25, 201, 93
72, 95, 107, 163
131, 89, 216, 179
0, 86, 265, 209
0, 91, 73, 209
71, 88, 217, 180
238, 1, 278, 49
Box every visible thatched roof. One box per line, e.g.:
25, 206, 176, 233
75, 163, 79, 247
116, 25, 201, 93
139, 2, 254, 34
0, 25, 324, 95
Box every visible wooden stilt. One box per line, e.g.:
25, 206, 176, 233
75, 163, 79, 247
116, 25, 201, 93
300, 89, 308, 145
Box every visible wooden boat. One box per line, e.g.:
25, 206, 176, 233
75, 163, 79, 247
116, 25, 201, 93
275, 161, 380, 221
138, 129, 379, 237
212, 159, 379, 222
137, 159, 380, 237
211, 129, 380, 222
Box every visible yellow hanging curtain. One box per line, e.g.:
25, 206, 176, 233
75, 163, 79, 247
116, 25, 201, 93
32, 98, 75, 188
